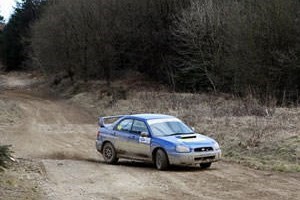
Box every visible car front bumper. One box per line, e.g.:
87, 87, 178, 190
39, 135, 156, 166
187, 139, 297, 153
168, 150, 222, 166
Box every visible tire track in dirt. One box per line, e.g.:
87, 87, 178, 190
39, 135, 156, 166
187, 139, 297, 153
1, 91, 97, 160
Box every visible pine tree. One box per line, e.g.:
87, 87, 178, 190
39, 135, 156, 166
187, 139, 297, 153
1, 0, 45, 71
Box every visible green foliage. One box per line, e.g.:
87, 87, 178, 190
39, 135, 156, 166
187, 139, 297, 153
0, 145, 13, 170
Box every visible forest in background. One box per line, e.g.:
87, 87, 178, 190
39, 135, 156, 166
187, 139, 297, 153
0, 0, 300, 104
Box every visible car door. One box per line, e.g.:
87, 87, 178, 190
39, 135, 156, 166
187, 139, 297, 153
113, 118, 133, 155
127, 120, 151, 160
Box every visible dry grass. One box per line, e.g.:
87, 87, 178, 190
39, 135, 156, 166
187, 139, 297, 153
66, 78, 300, 172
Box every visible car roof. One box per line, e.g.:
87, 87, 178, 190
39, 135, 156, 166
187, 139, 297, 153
129, 113, 175, 120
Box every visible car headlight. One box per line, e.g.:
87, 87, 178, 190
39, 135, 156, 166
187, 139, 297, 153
176, 145, 190, 153
213, 142, 220, 150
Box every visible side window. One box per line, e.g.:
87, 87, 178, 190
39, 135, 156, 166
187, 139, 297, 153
131, 120, 148, 135
114, 119, 133, 132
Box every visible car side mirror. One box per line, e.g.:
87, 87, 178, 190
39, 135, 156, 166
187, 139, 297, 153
191, 127, 195, 132
140, 132, 149, 137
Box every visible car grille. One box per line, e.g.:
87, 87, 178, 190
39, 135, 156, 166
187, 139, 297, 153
194, 156, 215, 161
194, 147, 213, 152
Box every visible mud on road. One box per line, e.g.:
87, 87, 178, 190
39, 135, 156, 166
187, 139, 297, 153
1, 73, 300, 200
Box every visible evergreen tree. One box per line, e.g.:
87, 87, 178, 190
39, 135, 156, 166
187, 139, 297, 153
0, 15, 4, 67
1, 0, 45, 71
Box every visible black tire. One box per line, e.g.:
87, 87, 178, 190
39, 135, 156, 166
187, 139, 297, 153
200, 162, 212, 169
155, 149, 169, 170
102, 142, 118, 164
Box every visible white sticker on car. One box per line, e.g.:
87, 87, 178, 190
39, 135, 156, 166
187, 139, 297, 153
139, 137, 151, 144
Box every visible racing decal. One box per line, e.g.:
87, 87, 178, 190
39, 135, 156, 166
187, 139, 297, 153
139, 137, 151, 144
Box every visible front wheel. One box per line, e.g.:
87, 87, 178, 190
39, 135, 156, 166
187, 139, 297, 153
155, 149, 169, 170
200, 162, 212, 169
102, 143, 118, 164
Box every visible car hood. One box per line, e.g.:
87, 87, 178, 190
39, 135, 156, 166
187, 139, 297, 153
160, 133, 215, 146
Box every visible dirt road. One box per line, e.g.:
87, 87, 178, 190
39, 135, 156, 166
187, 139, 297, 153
1, 73, 299, 200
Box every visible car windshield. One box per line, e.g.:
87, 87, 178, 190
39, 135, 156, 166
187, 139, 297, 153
148, 118, 193, 137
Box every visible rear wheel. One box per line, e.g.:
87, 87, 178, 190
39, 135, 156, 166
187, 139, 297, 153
200, 162, 212, 169
102, 143, 118, 164
155, 149, 169, 170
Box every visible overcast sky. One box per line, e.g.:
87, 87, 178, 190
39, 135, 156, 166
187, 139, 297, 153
0, 0, 17, 22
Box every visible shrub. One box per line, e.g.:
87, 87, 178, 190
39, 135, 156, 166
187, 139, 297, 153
0, 145, 13, 170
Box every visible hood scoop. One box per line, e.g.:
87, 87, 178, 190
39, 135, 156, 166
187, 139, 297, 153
178, 135, 197, 139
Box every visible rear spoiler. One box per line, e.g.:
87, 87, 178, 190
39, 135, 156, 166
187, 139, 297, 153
98, 115, 125, 127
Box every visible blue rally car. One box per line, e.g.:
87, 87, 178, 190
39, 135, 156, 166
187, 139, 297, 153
96, 114, 221, 170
